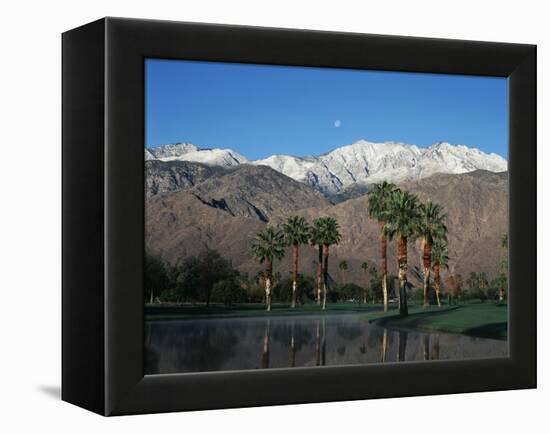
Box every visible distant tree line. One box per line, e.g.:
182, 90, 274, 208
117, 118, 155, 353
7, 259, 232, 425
145, 250, 246, 306
145, 250, 389, 306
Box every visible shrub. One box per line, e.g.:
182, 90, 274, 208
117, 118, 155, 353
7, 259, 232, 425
211, 277, 247, 305
273, 274, 315, 303
339, 283, 363, 302
144, 253, 172, 303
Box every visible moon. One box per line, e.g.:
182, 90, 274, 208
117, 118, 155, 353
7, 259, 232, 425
334, 120, 342, 128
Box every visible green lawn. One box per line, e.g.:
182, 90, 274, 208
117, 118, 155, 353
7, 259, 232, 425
146, 301, 508, 341
145, 302, 383, 321
365, 302, 508, 340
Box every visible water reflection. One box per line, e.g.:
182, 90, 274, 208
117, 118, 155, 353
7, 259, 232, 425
261, 320, 270, 369
144, 314, 507, 375
380, 328, 388, 363
397, 330, 408, 362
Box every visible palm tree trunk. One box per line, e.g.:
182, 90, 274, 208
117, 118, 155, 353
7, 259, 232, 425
422, 239, 432, 308
316, 245, 323, 305
291, 245, 298, 308
397, 235, 408, 316
380, 223, 389, 312
433, 263, 441, 307
265, 261, 273, 311
322, 244, 329, 310
363, 270, 367, 304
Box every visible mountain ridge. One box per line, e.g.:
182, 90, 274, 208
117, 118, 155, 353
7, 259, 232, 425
145, 139, 507, 196
145, 168, 508, 287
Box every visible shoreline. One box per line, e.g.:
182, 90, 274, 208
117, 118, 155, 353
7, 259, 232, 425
144, 302, 508, 342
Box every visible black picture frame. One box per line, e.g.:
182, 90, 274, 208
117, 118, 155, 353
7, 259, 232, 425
62, 17, 536, 416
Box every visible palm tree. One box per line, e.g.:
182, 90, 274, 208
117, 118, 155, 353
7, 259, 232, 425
417, 202, 448, 307
251, 227, 285, 311
281, 216, 310, 308
478, 272, 489, 291
384, 190, 421, 316
310, 218, 325, 305
431, 239, 449, 307
361, 262, 368, 304
368, 181, 399, 312
338, 260, 348, 285
316, 217, 342, 310
494, 273, 507, 303
499, 233, 509, 302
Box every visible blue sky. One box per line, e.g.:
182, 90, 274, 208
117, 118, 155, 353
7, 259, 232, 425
145, 59, 508, 159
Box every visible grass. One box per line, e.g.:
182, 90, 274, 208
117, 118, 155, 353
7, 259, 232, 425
146, 301, 508, 341
365, 302, 508, 340
145, 302, 384, 321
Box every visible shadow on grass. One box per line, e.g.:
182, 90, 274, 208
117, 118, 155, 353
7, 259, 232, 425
464, 323, 507, 340
372, 305, 507, 341
370, 306, 461, 325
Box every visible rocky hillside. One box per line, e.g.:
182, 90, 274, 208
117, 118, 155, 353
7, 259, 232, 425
145, 160, 226, 197
146, 164, 508, 288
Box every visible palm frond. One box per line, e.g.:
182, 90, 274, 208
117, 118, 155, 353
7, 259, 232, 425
281, 215, 310, 247
251, 226, 285, 263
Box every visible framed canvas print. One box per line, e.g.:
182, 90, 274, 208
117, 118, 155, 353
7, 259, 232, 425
62, 17, 536, 416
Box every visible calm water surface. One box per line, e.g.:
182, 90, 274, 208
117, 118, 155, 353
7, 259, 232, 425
144, 314, 507, 374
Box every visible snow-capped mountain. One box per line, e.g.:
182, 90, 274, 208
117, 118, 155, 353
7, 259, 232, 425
145, 140, 507, 195
146, 142, 248, 167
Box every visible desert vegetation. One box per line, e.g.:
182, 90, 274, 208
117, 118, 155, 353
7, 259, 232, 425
145, 182, 508, 317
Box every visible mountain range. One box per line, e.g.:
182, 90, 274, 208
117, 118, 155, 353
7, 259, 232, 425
145, 140, 507, 196
145, 156, 508, 287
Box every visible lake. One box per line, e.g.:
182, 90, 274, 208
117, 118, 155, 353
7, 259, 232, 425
144, 313, 508, 375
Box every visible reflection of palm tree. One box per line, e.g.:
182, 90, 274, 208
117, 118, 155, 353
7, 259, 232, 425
290, 320, 296, 367
423, 334, 430, 361
380, 328, 388, 363
418, 202, 448, 308
314, 319, 327, 366
315, 320, 321, 366
397, 330, 408, 362
385, 190, 421, 316
321, 318, 326, 366
368, 181, 399, 312
431, 239, 449, 307
432, 334, 440, 360
261, 320, 271, 369
251, 227, 285, 311
281, 216, 310, 308
316, 217, 342, 310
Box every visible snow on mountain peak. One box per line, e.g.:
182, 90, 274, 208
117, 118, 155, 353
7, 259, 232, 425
145, 139, 507, 195
146, 143, 247, 167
